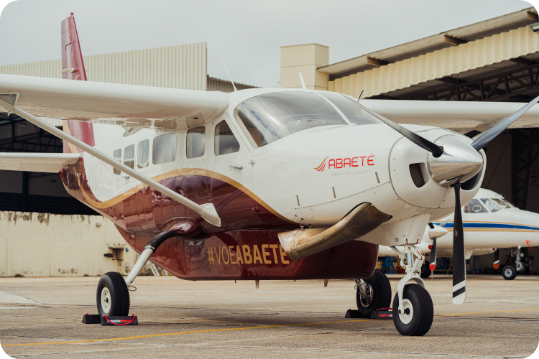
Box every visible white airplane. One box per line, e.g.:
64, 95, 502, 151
1, 13, 539, 336
380, 188, 539, 280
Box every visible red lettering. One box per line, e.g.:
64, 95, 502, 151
344, 158, 351, 168
352, 157, 359, 167
328, 159, 335, 169
360, 156, 367, 166
368, 154, 375, 166
336, 159, 343, 168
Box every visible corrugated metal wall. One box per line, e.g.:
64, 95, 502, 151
328, 26, 539, 98
207, 76, 257, 92
0, 42, 207, 91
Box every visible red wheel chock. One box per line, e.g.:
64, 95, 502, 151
82, 313, 138, 326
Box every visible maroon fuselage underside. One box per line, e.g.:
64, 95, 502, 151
60, 159, 378, 280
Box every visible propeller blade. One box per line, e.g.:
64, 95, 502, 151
493, 248, 500, 270
471, 94, 539, 151
452, 182, 466, 305
355, 101, 444, 158
429, 238, 437, 272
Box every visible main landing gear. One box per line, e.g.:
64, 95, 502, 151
355, 270, 392, 318
96, 230, 176, 317
389, 244, 434, 336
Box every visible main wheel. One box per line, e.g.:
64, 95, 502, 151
420, 262, 432, 279
392, 284, 433, 336
502, 265, 517, 280
96, 272, 130, 316
356, 270, 392, 318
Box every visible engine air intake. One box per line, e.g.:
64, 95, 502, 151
409, 163, 426, 188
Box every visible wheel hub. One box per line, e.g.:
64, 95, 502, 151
101, 287, 111, 314
504, 268, 513, 277
358, 282, 374, 308
399, 299, 414, 324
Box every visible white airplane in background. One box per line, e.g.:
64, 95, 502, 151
2, 13, 539, 337
379, 188, 539, 280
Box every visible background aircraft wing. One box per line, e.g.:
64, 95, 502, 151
362, 99, 539, 134
0, 153, 80, 172
0, 74, 229, 131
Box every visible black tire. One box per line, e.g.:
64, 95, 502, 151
96, 272, 130, 316
392, 284, 433, 336
420, 262, 432, 279
502, 265, 517, 280
356, 270, 392, 318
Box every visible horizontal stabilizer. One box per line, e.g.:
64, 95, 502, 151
0, 153, 80, 172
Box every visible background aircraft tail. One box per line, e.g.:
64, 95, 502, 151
61, 13, 94, 153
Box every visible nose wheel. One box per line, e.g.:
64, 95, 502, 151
392, 284, 433, 336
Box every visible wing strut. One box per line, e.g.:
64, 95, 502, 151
0, 97, 221, 227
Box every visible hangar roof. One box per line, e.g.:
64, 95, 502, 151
320, 7, 539, 79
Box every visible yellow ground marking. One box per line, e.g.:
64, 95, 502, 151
2, 308, 538, 348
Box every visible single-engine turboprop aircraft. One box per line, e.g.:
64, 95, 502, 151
380, 189, 539, 280
1, 14, 539, 336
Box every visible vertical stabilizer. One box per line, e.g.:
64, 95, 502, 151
61, 13, 94, 153
61, 13, 87, 81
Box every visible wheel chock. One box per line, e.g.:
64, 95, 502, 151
370, 308, 393, 319
82, 313, 138, 326
344, 308, 393, 319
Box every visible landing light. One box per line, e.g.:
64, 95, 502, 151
530, 22, 539, 32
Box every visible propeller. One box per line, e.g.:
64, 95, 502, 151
357, 95, 539, 305
354, 101, 444, 157
452, 182, 466, 304
493, 249, 500, 270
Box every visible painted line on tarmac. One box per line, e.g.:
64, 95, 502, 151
1, 319, 372, 347
2, 308, 539, 348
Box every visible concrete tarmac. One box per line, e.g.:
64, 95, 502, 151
0, 275, 538, 358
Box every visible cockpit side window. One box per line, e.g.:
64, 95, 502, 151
480, 198, 503, 212
318, 92, 381, 125
464, 199, 488, 213
234, 92, 347, 148
215, 120, 240, 156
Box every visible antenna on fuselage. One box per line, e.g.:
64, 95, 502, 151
221, 58, 237, 92
299, 72, 307, 90
358, 90, 364, 101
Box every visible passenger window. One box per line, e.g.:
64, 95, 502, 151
463, 199, 488, 213
153, 134, 176, 164
187, 127, 205, 159
137, 139, 150, 168
214, 121, 240, 156
124, 145, 135, 169
113, 149, 121, 175
480, 198, 502, 212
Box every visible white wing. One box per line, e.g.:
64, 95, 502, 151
362, 99, 539, 133
0, 74, 229, 130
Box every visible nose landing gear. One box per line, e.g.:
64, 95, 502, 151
390, 244, 434, 336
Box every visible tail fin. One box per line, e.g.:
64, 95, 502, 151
61, 13, 87, 81
61, 13, 94, 153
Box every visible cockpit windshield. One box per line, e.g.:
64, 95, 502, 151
491, 198, 514, 209
234, 92, 347, 148
480, 198, 505, 212
318, 92, 381, 125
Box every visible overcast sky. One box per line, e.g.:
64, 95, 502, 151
0, 0, 533, 88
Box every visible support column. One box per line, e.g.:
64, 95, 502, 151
280, 44, 329, 90
21, 172, 29, 212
